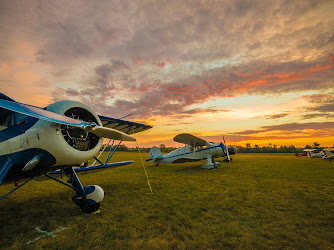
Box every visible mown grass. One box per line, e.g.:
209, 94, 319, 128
0, 153, 333, 249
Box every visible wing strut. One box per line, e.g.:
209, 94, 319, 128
92, 125, 134, 166
0, 175, 39, 201
0, 158, 13, 185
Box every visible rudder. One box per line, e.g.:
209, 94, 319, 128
148, 147, 164, 162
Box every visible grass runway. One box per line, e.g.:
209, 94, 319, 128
0, 152, 333, 248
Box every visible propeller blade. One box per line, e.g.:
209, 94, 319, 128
222, 134, 231, 162
0, 99, 92, 128
85, 126, 136, 141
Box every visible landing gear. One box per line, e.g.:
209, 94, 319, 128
72, 185, 104, 213
201, 155, 220, 169
46, 167, 104, 213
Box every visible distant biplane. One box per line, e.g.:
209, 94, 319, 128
0, 93, 152, 213
147, 133, 236, 169
296, 148, 334, 161
322, 148, 334, 160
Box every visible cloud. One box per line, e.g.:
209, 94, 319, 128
52, 54, 333, 119
299, 93, 334, 119
301, 113, 334, 119
233, 122, 334, 135
1, 0, 334, 122
264, 113, 290, 119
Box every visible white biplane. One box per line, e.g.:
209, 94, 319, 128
303, 149, 323, 158
0, 93, 152, 213
147, 133, 236, 169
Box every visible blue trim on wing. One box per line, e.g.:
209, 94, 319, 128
0, 93, 15, 102
51, 161, 134, 174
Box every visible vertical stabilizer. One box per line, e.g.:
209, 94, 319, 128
147, 147, 164, 162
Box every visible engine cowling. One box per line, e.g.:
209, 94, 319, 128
47, 101, 102, 151
33, 100, 104, 167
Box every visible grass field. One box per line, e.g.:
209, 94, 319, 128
0, 153, 333, 249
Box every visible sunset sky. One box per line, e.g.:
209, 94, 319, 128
0, 0, 333, 148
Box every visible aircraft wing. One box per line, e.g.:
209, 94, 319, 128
172, 158, 201, 163
51, 161, 134, 174
98, 115, 152, 135
0, 99, 136, 141
0, 99, 90, 128
173, 133, 207, 147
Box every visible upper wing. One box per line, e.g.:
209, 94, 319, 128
173, 133, 207, 147
0, 99, 91, 128
98, 115, 152, 134
0, 99, 135, 141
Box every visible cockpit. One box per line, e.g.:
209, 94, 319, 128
0, 109, 28, 131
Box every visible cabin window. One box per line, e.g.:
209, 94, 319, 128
15, 112, 28, 123
0, 110, 14, 131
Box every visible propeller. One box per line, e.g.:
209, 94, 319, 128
0, 99, 135, 141
222, 135, 231, 162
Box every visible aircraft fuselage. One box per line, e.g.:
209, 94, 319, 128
158, 142, 225, 163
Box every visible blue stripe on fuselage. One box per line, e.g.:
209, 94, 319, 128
163, 143, 225, 161
0, 148, 56, 180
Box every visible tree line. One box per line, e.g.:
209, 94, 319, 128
103, 142, 329, 154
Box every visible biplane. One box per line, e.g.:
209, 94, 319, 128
304, 149, 322, 158
0, 93, 152, 213
147, 133, 235, 169
321, 148, 334, 160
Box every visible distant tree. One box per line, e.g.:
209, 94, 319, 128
312, 142, 320, 148
254, 144, 259, 149
305, 145, 312, 149
246, 143, 251, 148
159, 144, 166, 152
118, 145, 128, 151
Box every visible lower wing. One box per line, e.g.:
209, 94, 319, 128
51, 161, 134, 174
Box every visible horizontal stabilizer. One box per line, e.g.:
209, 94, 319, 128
146, 156, 163, 162
51, 161, 134, 174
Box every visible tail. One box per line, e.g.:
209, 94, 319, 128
146, 147, 164, 162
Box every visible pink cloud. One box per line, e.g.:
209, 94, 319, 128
157, 59, 174, 69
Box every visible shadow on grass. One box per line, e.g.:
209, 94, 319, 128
0, 190, 82, 247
